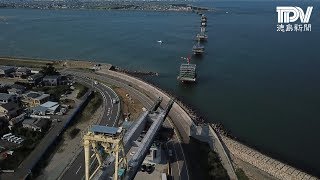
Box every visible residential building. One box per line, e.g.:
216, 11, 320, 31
8, 84, 27, 95
0, 66, 15, 76
27, 73, 43, 85
21, 91, 50, 107
0, 102, 19, 120
0, 93, 16, 104
42, 75, 61, 86
32, 101, 60, 116
15, 67, 31, 78
9, 113, 26, 126
22, 118, 49, 132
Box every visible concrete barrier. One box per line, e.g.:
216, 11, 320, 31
97, 69, 238, 180
98, 69, 196, 142
221, 136, 319, 180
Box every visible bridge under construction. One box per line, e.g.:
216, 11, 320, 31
83, 97, 173, 180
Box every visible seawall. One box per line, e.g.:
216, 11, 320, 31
97, 68, 238, 180
221, 135, 319, 180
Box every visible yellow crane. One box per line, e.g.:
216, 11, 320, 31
83, 125, 127, 180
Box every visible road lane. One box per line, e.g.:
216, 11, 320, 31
60, 75, 120, 180
61, 70, 189, 180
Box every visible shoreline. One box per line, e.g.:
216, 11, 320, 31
0, 56, 319, 179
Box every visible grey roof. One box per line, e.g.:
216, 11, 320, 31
41, 101, 58, 108
0, 66, 15, 71
23, 118, 48, 128
10, 84, 26, 90
35, 94, 50, 100
24, 91, 49, 100
26, 92, 41, 98
90, 125, 119, 135
29, 73, 43, 79
43, 75, 60, 80
32, 106, 48, 114
16, 67, 31, 72
0, 102, 18, 111
0, 93, 14, 101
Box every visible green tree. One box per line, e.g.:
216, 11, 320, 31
40, 63, 59, 76
208, 151, 229, 180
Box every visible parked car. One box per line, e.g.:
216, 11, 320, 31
1, 133, 12, 140
5, 135, 15, 141
17, 139, 24, 144
13, 138, 22, 143
112, 98, 118, 104
9, 137, 19, 142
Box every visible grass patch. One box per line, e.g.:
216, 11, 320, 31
208, 150, 229, 180
74, 82, 89, 99
74, 92, 102, 123
236, 168, 249, 180
185, 137, 229, 180
0, 57, 54, 68
74, 68, 95, 72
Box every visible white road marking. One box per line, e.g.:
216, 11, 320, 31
75, 165, 81, 174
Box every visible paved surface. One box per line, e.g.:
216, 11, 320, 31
222, 136, 319, 180
59, 73, 120, 180
60, 69, 189, 180
0, 91, 88, 180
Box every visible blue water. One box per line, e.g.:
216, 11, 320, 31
0, 0, 320, 176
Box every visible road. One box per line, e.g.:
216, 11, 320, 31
60, 73, 120, 180
60, 70, 189, 180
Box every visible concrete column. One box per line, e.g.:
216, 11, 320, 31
84, 139, 90, 180
114, 144, 119, 180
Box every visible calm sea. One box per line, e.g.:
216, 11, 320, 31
0, 0, 320, 176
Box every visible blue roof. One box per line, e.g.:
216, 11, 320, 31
90, 125, 119, 135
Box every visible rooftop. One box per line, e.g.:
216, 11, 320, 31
10, 84, 26, 90
0, 66, 15, 71
43, 75, 60, 80
29, 73, 43, 79
24, 91, 49, 100
0, 93, 14, 101
16, 67, 30, 72
23, 118, 48, 128
0, 102, 18, 111
90, 125, 120, 135
41, 101, 58, 108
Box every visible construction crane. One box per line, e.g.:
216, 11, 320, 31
83, 98, 174, 180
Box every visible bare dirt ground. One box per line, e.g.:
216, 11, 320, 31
0, 57, 111, 70
35, 89, 103, 180
113, 87, 143, 121
37, 105, 103, 180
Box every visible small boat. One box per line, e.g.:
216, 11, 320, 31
157, 40, 163, 44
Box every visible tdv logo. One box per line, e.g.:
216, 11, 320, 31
276, 6, 313, 23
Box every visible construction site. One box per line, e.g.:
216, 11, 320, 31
82, 98, 174, 180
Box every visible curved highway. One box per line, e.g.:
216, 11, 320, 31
60, 69, 189, 180
60, 73, 120, 180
